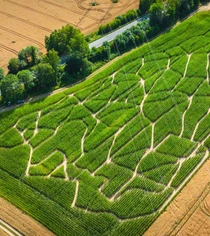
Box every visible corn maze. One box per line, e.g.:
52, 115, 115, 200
0, 12, 210, 236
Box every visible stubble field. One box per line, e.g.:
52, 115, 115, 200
0, 11, 210, 236
0, 0, 139, 69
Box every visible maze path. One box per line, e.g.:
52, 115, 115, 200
1, 14, 210, 234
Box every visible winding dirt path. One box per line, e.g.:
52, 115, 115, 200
179, 95, 193, 138
71, 180, 79, 208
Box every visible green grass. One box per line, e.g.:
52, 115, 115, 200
0, 11, 210, 236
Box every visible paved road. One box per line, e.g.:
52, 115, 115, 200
89, 15, 149, 49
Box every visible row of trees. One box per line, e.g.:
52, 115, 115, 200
145, 0, 210, 30
0, 25, 91, 103
98, 10, 140, 35
90, 0, 210, 63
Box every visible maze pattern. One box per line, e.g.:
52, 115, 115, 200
0, 12, 210, 235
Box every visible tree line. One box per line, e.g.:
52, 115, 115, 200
89, 0, 210, 63
0, 25, 91, 104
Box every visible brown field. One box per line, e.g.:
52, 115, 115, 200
0, 197, 54, 236
0, 0, 139, 70
145, 159, 210, 236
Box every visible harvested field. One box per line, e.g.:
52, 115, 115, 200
0, 0, 139, 69
0, 197, 54, 236
145, 159, 210, 236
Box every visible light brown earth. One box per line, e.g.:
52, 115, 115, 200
0, 197, 55, 236
0, 0, 139, 70
145, 159, 210, 236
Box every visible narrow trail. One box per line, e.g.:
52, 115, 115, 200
206, 53, 210, 83
183, 53, 192, 78
63, 154, 69, 181
25, 144, 33, 177
179, 96, 193, 138
166, 157, 185, 188
191, 108, 210, 141
73, 128, 88, 165
151, 123, 155, 150
166, 58, 171, 71
107, 126, 125, 164
71, 180, 79, 208
140, 79, 147, 114
34, 111, 41, 136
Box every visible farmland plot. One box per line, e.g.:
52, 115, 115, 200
0, 12, 210, 236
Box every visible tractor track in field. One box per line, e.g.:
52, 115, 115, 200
0, 10, 52, 33
40, 0, 100, 21
0, 25, 44, 48
0, 44, 18, 55
74, 0, 112, 19
3, 0, 82, 30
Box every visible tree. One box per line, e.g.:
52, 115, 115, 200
17, 70, 35, 92
165, 0, 181, 24
42, 49, 60, 73
32, 63, 56, 89
0, 74, 25, 102
0, 68, 5, 81
140, 0, 156, 14
45, 25, 89, 57
8, 58, 20, 74
149, 1, 166, 28
18, 46, 42, 69
65, 54, 92, 77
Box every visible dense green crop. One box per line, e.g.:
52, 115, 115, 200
0, 11, 210, 236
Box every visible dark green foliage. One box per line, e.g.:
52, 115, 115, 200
45, 25, 89, 57
0, 67, 5, 81
32, 63, 56, 89
8, 58, 20, 74
0, 74, 25, 103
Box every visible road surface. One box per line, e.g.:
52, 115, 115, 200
89, 15, 149, 49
